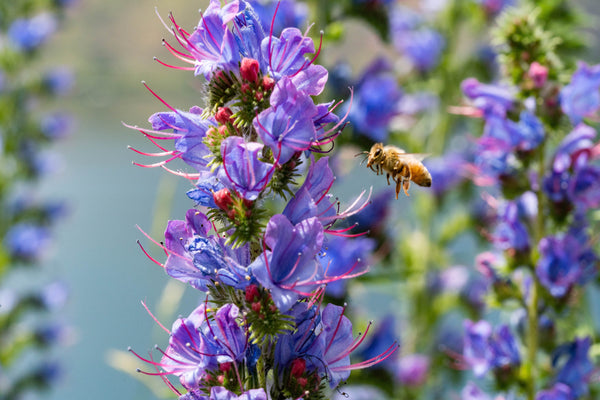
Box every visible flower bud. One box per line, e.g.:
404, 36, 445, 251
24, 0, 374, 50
290, 358, 306, 378
528, 62, 548, 88
240, 57, 260, 84
215, 107, 233, 125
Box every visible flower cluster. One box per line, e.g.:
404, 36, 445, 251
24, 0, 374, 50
0, 0, 75, 398
129, 1, 397, 399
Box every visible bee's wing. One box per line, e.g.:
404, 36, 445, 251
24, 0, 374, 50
395, 153, 431, 162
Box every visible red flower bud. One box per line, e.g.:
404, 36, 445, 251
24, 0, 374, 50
214, 188, 234, 212
262, 76, 275, 91
215, 107, 233, 125
251, 302, 261, 312
291, 358, 306, 378
245, 284, 259, 302
240, 57, 260, 83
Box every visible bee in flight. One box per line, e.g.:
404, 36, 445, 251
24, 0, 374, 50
359, 143, 432, 199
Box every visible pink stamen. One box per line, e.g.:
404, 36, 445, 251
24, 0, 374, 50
160, 165, 200, 181
137, 240, 165, 268
141, 301, 171, 334
154, 56, 196, 71
142, 81, 177, 112
162, 38, 194, 60
332, 342, 399, 371
128, 146, 173, 158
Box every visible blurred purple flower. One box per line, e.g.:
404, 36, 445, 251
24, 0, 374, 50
4, 223, 51, 262
424, 154, 468, 197
395, 28, 445, 72
560, 61, 600, 124
463, 320, 520, 377
344, 59, 402, 142
396, 354, 429, 387
536, 220, 597, 297
40, 112, 74, 140
8, 13, 57, 52
462, 78, 516, 116
475, 0, 515, 15
553, 337, 594, 398
536, 383, 574, 400
320, 235, 374, 298
43, 67, 74, 96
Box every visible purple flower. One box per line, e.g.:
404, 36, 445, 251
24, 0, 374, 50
492, 200, 530, 253
463, 320, 493, 376
40, 112, 74, 140
535, 383, 574, 400
155, 303, 248, 389
461, 382, 492, 400
219, 137, 274, 200
463, 320, 520, 376
245, 0, 308, 36
43, 67, 74, 96
146, 106, 216, 172
8, 13, 57, 51
395, 28, 445, 72
249, 214, 324, 312
515, 111, 545, 151
179, 0, 241, 78
536, 222, 597, 297
344, 59, 402, 142
283, 156, 335, 224
462, 78, 516, 116
475, 0, 515, 15
396, 354, 429, 387
320, 235, 374, 298
190, 387, 268, 400
423, 154, 468, 197
560, 61, 600, 124
4, 223, 51, 262
553, 337, 594, 398
254, 77, 318, 164
187, 174, 225, 208
568, 164, 600, 209
552, 124, 596, 174
163, 209, 252, 291
262, 28, 327, 94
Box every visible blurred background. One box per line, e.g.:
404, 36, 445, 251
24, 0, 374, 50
23, 0, 600, 399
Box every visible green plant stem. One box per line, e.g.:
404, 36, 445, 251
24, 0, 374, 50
525, 138, 547, 400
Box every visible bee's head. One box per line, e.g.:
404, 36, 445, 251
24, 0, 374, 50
366, 143, 385, 167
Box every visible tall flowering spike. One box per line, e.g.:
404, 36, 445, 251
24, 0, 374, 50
254, 77, 318, 164
219, 136, 274, 200
249, 214, 324, 312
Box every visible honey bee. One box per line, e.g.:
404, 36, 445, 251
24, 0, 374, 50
359, 143, 432, 199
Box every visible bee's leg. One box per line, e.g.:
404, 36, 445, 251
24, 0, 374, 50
386, 173, 391, 185
394, 178, 401, 199
402, 179, 411, 196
